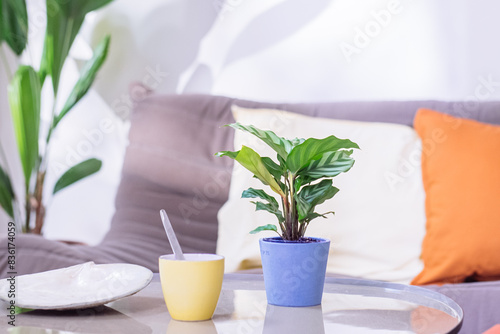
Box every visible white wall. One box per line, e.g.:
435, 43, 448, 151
432, 0, 500, 99
91, 0, 500, 103
176, 0, 500, 102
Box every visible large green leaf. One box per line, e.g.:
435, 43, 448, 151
0, 165, 14, 218
54, 35, 110, 128
250, 224, 278, 235
8, 65, 41, 190
41, 0, 113, 92
296, 179, 339, 221
0, 0, 28, 55
286, 135, 359, 173
227, 123, 295, 159
232, 146, 285, 196
53, 158, 102, 194
300, 150, 355, 179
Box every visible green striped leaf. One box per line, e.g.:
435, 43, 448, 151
8, 65, 41, 190
53, 158, 102, 194
54, 35, 110, 127
300, 150, 355, 179
232, 146, 285, 197
286, 135, 359, 174
296, 179, 339, 221
227, 123, 295, 159
250, 224, 278, 235
0, 165, 14, 218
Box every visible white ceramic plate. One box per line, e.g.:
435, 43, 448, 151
0, 262, 153, 310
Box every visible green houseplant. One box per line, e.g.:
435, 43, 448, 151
0, 0, 113, 233
217, 123, 359, 306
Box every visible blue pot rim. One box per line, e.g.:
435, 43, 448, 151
260, 236, 330, 244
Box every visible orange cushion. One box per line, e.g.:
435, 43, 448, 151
411, 108, 500, 285
483, 325, 500, 334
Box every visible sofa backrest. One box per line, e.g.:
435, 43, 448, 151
100, 91, 500, 271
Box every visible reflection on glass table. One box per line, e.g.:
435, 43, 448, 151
215, 275, 462, 334
0, 274, 462, 334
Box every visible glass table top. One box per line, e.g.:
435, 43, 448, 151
0, 273, 463, 334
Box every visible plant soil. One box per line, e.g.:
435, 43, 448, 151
263, 237, 323, 243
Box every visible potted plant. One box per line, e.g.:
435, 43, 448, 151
217, 123, 359, 307
0, 0, 113, 233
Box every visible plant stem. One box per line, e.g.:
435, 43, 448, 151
29, 86, 58, 235
288, 172, 297, 240
278, 220, 286, 237
282, 197, 289, 239
25, 195, 31, 233
283, 179, 292, 240
299, 221, 308, 237
43, 86, 58, 164
31, 171, 46, 234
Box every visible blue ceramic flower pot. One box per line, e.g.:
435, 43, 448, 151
259, 237, 330, 307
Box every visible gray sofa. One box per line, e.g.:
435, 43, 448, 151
1, 91, 500, 333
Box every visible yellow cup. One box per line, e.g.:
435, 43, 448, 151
159, 254, 224, 321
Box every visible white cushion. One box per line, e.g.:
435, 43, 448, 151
217, 106, 425, 284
